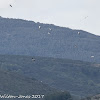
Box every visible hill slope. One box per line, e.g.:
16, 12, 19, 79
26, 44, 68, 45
0, 55, 100, 97
0, 68, 58, 100
0, 17, 100, 62
82, 94, 100, 100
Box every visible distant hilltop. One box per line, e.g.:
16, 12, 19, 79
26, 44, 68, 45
0, 17, 100, 63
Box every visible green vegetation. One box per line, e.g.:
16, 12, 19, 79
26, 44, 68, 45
82, 94, 100, 100
0, 55, 100, 97
44, 91, 72, 100
0, 66, 74, 100
0, 68, 58, 100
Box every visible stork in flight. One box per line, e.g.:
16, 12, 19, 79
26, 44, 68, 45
78, 32, 80, 35
91, 56, 94, 58
48, 32, 50, 35
32, 58, 35, 61
10, 5, 12, 7
49, 28, 52, 31
39, 26, 41, 29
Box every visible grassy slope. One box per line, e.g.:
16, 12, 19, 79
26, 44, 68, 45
0, 55, 100, 97
82, 94, 100, 100
0, 68, 58, 100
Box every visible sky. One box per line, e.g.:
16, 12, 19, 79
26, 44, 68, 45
0, 0, 100, 36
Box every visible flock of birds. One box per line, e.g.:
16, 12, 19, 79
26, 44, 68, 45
39, 25, 52, 35
32, 25, 95, 61
9, 4, 94, 60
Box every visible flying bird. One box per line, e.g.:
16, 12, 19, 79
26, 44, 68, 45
91, 56, 94, 58
84, 16, 88, 19
32, 58, 35, 61
49, 28, 52, 31
48, 32, 50, 35
78, 32, 80, 35
39, 26, 41, 29
10, 5, 12, 7
74, 45, 77, 48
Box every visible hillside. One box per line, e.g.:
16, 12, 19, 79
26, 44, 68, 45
0, 68, 58, 100
0, 17, 100, 63
0, 55, 100, 97
82, 94, 100, 100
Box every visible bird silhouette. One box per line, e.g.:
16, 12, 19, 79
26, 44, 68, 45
32, 58, 35, 61
10, 5, 12, 7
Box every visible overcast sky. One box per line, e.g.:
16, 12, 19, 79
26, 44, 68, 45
0, 0, 100, 36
